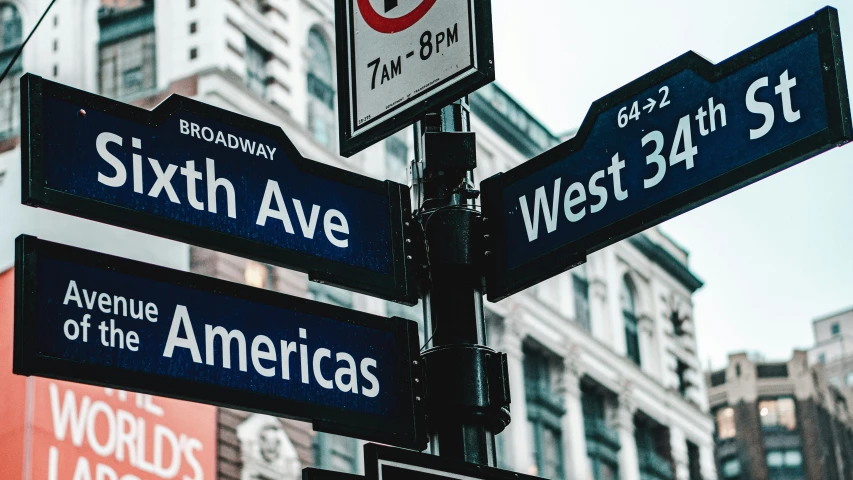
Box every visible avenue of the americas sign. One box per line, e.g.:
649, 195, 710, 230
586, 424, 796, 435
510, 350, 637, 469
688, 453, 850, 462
21, 74, 417, 305
13, 235, 426, 449
304, 443, 547, 480
481, 7, 852, 301
335, 0, 495, 156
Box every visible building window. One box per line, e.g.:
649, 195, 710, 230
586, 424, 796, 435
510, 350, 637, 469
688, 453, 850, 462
307, 28, 335, 147
572, 264, 591, 332
758, 397, 796, 432
246, 37, 268, 98
0, 2, 23, 138
686, 441, 701, 480
189, 47, 197, 60
832, 322, 840, 335
635, 419, 673, 480
189, 0, 196, 8
720, 457, 741, 479
582, 388, 619, 480
524, 348, 564, 479
315, 433, 358, 473
676, 360, 692, 397
99, 31, 157, 99
765, 449, 803, 479
244, 261, 274, 289
818, 353, 826, 364
53, 39, 58, 51
621, 277, 641, 366
53, 64, 58, 77
715, 407, 736, 440
189, 22, 197, 34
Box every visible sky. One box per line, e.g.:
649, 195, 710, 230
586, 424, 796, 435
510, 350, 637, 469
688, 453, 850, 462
488, 0, 853, 368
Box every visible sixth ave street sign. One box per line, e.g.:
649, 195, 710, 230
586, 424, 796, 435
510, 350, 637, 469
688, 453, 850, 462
335, 0, 495, 156
21, 74, 416, 304
481, 7, 852, 301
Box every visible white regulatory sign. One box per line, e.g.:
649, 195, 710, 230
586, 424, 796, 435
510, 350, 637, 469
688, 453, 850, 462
335, 0, 494, 157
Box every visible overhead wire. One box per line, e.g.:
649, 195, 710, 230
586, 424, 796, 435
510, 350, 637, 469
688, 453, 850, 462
0, 0, 59, 85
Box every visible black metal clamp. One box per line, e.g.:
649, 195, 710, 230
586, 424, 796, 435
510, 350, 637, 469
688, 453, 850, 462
420, 345, 511, 433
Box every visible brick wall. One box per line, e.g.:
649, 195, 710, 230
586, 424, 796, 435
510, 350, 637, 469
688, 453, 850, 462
734, 401, 767, 480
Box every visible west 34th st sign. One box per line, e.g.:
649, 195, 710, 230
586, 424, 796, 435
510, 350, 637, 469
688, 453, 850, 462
481, 7, 852, 301
21, 74, 417, 304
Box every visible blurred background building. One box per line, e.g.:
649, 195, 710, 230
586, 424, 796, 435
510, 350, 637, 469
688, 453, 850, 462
706, 351, 853, 480
0, 0, 718, 479
808, 306, 853, 394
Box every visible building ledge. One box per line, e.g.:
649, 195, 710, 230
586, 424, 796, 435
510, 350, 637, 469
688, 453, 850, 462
628, 234, 703, 292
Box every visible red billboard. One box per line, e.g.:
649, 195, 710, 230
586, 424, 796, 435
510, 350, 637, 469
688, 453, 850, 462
0, 268, 218, 480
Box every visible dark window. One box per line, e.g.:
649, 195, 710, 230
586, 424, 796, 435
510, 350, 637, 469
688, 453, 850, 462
687, 441, 701, 480
676, 360, 692, 397
53, 64, 58, 77
573, 264, 591, 332
758, 397, 797, 432
53, 39, 58, 51
0, 3, 23, 138
832, 322, 841, 335
245, 37, 268, 98
720, 457, 741, 479
710, 370, 726, 386
189, 47, 197, 60
99, 31, 157, 99
635, 419, 673, 480
524, 348, 564, 479
315, 433, 358, 473
756, 363, 788, 378
1, 3, 22, 52
384, 135, 408, 184
621, 277, 641, 366
307, 28, 335, 147
765, 449, 803, 480
582, 388, 619, 480
53, 15, 58, 27
189, 22, 197, 34
735, 364, 741, 377
189, 0, 196, 8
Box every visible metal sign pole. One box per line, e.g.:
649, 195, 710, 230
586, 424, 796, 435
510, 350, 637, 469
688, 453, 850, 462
413, 99, 510, 466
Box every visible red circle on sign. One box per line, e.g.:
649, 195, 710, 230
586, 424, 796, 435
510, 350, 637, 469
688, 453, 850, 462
357, 0, 437, 34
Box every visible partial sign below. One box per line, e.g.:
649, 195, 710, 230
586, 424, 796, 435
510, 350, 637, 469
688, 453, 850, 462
21, 74, 416, 304
481, 7, 851, 301
304, 443, 546, 480
335, 0, 495, 156
13, 236, 425, 449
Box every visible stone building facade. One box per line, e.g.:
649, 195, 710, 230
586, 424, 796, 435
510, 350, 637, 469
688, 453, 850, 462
808, 306, 853, 393
0, 0, 718, 478
706, 351, 853, 480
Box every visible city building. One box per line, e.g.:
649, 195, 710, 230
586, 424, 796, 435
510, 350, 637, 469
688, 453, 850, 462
0, 1, 718, 479
706, 351, 853, 480
808, 306, 853, 392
